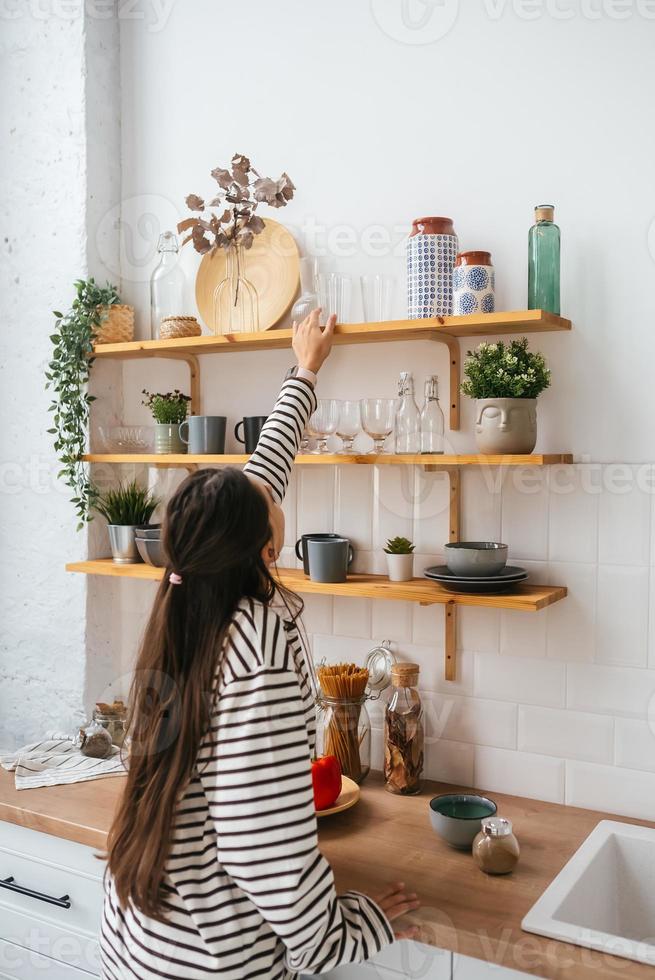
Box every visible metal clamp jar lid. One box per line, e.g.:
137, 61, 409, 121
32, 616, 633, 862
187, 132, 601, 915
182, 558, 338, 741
363, 640, 397, 699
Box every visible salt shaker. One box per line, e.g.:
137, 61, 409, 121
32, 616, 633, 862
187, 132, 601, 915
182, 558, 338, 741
473, 816, 520, 875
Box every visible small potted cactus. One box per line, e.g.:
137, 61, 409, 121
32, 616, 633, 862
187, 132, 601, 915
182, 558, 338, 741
384, 536, 415, 582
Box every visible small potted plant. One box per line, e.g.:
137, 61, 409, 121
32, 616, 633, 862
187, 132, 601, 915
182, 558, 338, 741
384, 537, 415, 582
460, 337, 551, 455
142, 389, 192, 454
96, 480, 159, 564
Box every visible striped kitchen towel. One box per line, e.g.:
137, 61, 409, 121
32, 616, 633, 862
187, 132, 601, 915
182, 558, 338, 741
0, 737, 127, 789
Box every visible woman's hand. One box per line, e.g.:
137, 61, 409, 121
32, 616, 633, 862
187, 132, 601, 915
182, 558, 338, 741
373, 881, 421, 941
292, 308, 336, 374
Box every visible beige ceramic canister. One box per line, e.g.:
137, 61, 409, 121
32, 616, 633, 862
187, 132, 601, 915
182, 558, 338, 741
472, 816, 520, 875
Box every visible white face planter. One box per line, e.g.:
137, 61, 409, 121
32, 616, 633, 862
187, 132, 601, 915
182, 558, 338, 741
475, 398, 537, 455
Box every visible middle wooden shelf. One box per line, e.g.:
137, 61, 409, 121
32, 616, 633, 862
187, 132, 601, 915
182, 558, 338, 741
83, 452, 573, 467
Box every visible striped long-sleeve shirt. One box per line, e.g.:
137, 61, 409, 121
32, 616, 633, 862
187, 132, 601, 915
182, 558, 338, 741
101, 377, 393, 980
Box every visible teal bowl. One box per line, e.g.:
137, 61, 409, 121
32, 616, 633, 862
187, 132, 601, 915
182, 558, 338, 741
429, 793, 497, 849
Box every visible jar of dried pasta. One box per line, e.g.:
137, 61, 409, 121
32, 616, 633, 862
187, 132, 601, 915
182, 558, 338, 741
384, 663, 424, 795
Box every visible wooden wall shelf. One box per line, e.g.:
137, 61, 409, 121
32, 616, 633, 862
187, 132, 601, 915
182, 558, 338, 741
83, 452, 573, 467
66, 560, 567, 680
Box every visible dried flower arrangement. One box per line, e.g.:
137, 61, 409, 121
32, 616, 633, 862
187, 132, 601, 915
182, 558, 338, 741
178, 153, 295, 255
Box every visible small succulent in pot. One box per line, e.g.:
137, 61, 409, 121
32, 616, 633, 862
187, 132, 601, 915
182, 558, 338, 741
460, 337, 551, 455
142, 389, 192, 454
95, 480, 160, 564
384, 537, 415, 582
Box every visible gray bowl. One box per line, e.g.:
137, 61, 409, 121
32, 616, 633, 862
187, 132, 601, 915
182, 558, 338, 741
429, 793, 497, 849
135, 524, 162, 539
135, 537, 164, 567
444, 542, 508, 577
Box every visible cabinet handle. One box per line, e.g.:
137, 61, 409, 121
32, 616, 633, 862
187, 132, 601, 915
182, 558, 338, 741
0, 875, 71, 909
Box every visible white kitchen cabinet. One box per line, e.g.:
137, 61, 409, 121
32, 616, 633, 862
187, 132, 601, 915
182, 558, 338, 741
0, 821, 103, 977
453, 952, 538, 979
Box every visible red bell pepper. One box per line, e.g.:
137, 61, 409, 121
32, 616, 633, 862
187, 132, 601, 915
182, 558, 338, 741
311, 755, 342, 811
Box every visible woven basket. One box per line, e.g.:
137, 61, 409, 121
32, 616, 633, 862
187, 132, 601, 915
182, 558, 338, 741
159, 315, 202, 340
94, 305, 135, 344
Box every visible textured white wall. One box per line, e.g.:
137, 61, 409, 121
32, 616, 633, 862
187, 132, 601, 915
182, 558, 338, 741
0, 7, 122, 746
110, 0, 655, 817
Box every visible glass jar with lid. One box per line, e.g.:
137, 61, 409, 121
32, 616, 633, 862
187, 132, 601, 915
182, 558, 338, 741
93, 701, 127, 748
384, 662, 424, 795
473, 816, 520, 875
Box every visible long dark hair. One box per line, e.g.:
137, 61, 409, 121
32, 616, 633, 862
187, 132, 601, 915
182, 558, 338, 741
106, 467, 299, 920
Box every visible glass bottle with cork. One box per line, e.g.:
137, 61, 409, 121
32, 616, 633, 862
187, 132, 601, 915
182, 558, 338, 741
420, 375, 445, 454
395, 371, 421, 454
384, 662, 424, 795
150, 231, 186, 339
528, 205, 560, 315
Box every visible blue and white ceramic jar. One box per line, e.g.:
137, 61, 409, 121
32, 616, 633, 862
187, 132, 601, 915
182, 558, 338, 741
407, 216, 458, 319
452, 250, 495, 316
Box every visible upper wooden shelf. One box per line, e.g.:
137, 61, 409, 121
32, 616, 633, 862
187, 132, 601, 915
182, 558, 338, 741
83, 452, 573, 467
65, 560, 567, 612
91, 310, 571, 359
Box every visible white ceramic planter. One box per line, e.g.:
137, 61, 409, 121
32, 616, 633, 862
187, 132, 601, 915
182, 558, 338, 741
475, 398, 537, 455
385, 553, 414, 582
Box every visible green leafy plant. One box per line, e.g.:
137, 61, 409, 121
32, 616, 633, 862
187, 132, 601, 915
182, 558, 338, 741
95, 480, 159, 526
384, 536, 415, 555
142, 389, 191, 425
460, 338, 551, 400
46, 278, 121, 529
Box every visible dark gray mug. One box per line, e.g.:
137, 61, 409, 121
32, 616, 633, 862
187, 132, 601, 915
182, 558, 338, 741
235, 416, 267, 454
179, 416, 226, 454
296, 533, 354, 576
306, 536, 352, 584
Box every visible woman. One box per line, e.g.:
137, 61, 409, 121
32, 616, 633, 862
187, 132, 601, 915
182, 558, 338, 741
101, 310, 419, 980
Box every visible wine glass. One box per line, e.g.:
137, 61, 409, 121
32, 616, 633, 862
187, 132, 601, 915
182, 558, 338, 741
360, 398, 396, 454
336, 400, 361, 454
309, 399, 339, 454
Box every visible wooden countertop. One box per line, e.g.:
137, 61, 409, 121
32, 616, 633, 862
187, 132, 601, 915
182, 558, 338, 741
1, 768, 653, 979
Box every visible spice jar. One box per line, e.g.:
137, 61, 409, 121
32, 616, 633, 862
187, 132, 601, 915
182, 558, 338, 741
315, 695, 371, 785
93, 701, 127, 747
384, 662, 424, 795
473, 817, 520, 875
76, 720, 113, 759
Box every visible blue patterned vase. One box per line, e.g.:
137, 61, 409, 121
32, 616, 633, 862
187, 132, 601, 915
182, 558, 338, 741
453, 250, 495, 317
407, 216, 458, 319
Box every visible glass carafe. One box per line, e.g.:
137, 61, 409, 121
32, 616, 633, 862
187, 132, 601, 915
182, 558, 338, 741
394, 371, 420, 454
213, 243, 260, 334
420, 375, 445, 454
150, 231, 186, 339
384, 663, 423, 795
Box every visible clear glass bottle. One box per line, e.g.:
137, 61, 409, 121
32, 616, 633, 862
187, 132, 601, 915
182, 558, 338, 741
291, 257, 319, 323
384, 663, 424, 795
420, 375, 445, 454
528, 205, 560, 315
213, 243, 260, 334
316, 695, 371, 785
150, 231, 186, 339
394, 371, 420, 454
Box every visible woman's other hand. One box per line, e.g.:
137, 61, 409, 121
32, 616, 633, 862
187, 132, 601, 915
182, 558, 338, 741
292, 308, 336, 374
373, 881, 421, 941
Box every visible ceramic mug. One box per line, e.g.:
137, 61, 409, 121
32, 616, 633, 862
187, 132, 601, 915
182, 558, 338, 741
296, 533, 354, 576
306, 536, 352, 584
179, 416, 226, 455
235, 416, 267, 454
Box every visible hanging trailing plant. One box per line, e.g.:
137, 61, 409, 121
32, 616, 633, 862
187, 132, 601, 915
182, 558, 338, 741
46, 278, 120, 529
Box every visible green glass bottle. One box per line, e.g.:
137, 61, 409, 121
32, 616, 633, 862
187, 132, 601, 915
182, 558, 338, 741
528, 204, 560, 315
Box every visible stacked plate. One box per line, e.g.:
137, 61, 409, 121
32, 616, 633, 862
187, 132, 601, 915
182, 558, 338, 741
134, 525, 164, 567
424, 542, 527, 595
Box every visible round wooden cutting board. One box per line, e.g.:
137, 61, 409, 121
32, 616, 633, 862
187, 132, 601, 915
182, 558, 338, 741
316, 775, 361, 818
195, 218, 300, 332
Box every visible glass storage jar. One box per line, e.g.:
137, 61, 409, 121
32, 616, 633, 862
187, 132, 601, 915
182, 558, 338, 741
316, 695, 371, 785
93, 701, 127, 747
384, 662, 424, 795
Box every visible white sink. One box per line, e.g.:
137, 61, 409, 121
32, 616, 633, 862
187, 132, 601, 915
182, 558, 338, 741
522, 820, 655, 967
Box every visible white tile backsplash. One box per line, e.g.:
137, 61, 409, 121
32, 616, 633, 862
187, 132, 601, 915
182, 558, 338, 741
518, 705, 614, 764
372, 599, 412, 643
546, 562, 596, 662
596, 565, 649, 666
335, 465, 373, 550
423, 693, 517, 749
567, 663, 655, 718
566, 760, 655, 819
297, 466, 336, 536
475, 746, 565, 803
333, 596, 371, 638
474, 654, 566, 707
425, 738, 475, 786
412, 469, 450, 554
548, 465, 598, 564
461, 467, 502, 541
598, 465, 651, 566
501, 467, 549, 561
500, 609, 547, 659
614, 718, 655, 774
373, 465, 415, 549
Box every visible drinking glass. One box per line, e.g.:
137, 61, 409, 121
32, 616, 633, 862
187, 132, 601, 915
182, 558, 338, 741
317, 273, 352, 323
360, 274, 396, 322
309, 399, 339, 454
360, 399, 396, 454
336, 400, 361, 454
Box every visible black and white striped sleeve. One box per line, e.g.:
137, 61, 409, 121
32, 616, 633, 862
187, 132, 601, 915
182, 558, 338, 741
243, 376, 316, 504
204, 612, 393, 975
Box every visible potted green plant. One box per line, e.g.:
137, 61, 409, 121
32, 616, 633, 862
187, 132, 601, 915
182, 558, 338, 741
460, 337, 551, 455
95, 481, 159, 564
142, 389, 192, 454
384, 536, 415, 582
46, 278, 121, 528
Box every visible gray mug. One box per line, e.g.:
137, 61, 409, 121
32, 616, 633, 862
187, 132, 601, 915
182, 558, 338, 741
306, 536, 352, 584
179, 416, 226, 455
296, 533, 354, 576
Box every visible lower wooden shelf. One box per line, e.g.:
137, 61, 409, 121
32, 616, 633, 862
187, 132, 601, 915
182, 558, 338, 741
65, 560, 566, 611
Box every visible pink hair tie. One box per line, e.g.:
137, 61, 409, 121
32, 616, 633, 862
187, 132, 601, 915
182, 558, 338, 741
169, 572, 183, 586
